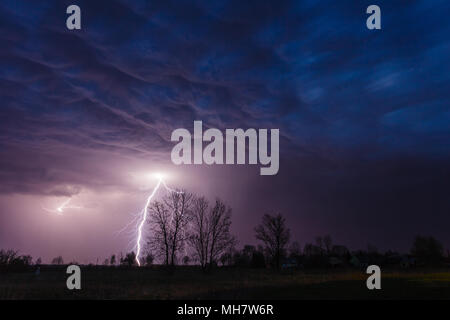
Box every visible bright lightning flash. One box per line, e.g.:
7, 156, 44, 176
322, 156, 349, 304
132, 172, 182, 266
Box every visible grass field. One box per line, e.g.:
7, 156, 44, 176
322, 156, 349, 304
1, 267, 450, 299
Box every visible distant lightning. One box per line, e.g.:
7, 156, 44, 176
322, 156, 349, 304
42, 197, 82, 215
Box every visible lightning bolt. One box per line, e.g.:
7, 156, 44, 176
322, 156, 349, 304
128, 174, 183, 266
42, 198, 82, 215
135, 178, 162, 266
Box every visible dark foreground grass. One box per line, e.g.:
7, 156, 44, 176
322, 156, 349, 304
1, 267, 449, 299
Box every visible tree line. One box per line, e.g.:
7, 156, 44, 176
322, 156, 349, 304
1, 190, 448, 272
90, 192, 450, 271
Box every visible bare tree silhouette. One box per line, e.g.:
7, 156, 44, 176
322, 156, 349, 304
109, 254, 116, 266
147, 191, 193, 268
255, 213, 290, 269
120, 252, 136, 266
189, 196, 209, 269
190, 197, 236, 271
51, 256, 64, 265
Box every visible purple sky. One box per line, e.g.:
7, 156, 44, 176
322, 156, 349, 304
1, 0, 449, 263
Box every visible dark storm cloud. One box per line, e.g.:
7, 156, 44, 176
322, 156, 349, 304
0, 0, 449, 250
